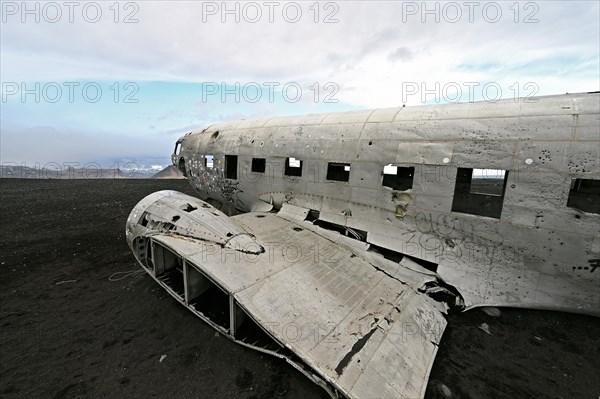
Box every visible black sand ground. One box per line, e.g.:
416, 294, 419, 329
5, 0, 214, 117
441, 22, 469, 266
1, 179, 598, 399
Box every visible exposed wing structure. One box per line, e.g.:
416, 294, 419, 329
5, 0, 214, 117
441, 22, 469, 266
127, 191, 450, 398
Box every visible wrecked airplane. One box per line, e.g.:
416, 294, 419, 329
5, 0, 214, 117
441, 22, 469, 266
126, 92, 600, 398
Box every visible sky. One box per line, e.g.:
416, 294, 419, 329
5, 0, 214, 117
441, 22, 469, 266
1, 0, 599, 170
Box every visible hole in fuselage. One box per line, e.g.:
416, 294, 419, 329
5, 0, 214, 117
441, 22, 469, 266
313, 219, 367, 242
183, 203, 198, 212
367, 243, 438, 273
233, 303, 286, 352
567, 178, 600, 214
153, 242, 185, 299
187, 265, 229, 330
185, 262, 230, 331
134, 236, 152, 270
306, 209, 320, 222
178, 158, 187, 177
139, 212, 149, 227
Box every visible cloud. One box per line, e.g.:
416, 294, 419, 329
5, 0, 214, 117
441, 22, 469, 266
2, 2, 598, 92
0, 1, 598, 164
388, 47, 414, 63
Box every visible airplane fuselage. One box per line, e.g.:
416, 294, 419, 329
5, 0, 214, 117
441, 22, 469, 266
172, 93, 600, 316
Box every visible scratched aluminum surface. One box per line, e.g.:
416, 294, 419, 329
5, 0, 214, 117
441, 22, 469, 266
171, 93, 600, 316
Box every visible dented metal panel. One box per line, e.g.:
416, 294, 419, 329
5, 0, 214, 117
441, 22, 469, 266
172, 92, 599, 317
126, 192, 449, 398
395, 142, 454, 165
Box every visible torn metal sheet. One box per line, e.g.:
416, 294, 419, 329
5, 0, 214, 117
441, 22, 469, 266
277, 202, 310, 222
127, 192, 450, 398
170, 93, 599, 314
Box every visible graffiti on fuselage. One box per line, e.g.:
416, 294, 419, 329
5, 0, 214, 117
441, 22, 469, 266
412, 211, 540, 266
573, 259, 600, 273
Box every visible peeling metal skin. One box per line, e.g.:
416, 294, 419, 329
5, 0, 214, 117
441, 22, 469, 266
170, 92, 600, 316
127, 92, 599, 398
126, 194, 447, 398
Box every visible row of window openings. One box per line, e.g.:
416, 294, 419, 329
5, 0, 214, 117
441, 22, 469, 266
221, 156, 504, 194
216, 156, 408, 186
205, 155, 599, 217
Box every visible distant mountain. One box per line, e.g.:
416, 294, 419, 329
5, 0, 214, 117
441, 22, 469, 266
151, 165, 186, 179
0, 165, 156, 179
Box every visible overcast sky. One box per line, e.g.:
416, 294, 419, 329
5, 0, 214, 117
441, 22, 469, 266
1, 1, 598, 168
